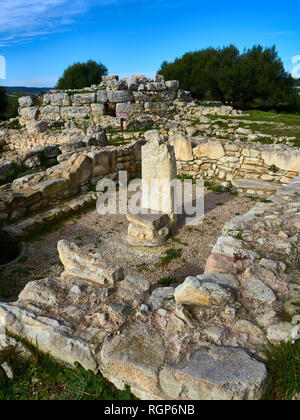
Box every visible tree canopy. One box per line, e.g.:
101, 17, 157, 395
0, 86, 8, 119
56, 60, 108, 90
158, 45, 298, 111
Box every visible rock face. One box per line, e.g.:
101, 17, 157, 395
174, 276, 234, 306
100, 324, 165, 399
160, 347, 267, 400
57, 240, 124, 286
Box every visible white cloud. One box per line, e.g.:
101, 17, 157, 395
0, 0, 116, 45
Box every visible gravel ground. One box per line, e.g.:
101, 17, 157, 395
0, 189, 256, 300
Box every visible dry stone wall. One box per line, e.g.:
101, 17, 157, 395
174, 135, 300, 196
17, 75, 193, 129
0, 141, 143, 230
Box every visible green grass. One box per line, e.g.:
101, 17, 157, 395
158, 277, 176, 287
263, 340, 300, 400
157, 248, 183, 267
0, 337, 136, 400
206, 110, 300, 147
170, 236, 189, 246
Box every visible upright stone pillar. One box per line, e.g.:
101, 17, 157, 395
127, 139, 177, 246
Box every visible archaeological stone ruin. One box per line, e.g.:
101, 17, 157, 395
0, 74, 300, 400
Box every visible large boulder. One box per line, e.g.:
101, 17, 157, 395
159, 346, 267, 400
174, 276, 234, 306
57, 240, 124, 286
107, 90, 134, 103
100, 324, 165, 399
171, 134, 193, 161
193, 140, 225, 160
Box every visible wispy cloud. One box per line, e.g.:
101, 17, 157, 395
0, 0, 116, 46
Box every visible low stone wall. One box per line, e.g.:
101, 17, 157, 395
174, 135, 300, 196
0, 141, 143, 226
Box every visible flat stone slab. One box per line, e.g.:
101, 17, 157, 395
127, 211, 170, 230
159, 346, 267, 400
232, 179, 280, 191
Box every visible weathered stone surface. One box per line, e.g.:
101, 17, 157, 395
88, 149, 117, 177
141, 139, 177, 214
100, 324, 165, 398
244, 280, 276, 304
148, 287, 175, 310
0, 303, 98, 372
26, 120, 48, 134
72, 93, 96, 106
40, 105, 61, 120
172, 134, 193, 161
20, 107, 39, 121
261, 149, 300, 172
232, 179, 280, 192
267, 323, 300, 343
61, 106, 90, 119
91, 103, 105, 121
19, 96, 36, 108
66, 154, 93, 187
18, 279, 60, 307
117, 275, 150, 302
197, 273, 240, 289
193, 140, 225, 160
107, 90, 134, 103
45, 93, 71, 106
32, 178, 69, 197
57, 240, 124, 286
159, 346, 267, 400
174, 276, 233, 306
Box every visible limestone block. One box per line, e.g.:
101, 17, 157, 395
20, 107, 39, 121
141, 139, 177, 214
88, 149, 117, 177
100, 324, 165, 398
91, 103, 105, 121
40, 105, 61, 121
171, 134, 193, 161
72, 93, 96, 106
46, 93, 71, 106
107, 90, 134, 103
159, 346, 267, 400
57, 240, 124, 286
193, 140, 225, 160
244, 280, 276, 304
32, 178, 69, 197
60, 106, 90, 119
261, 149, 300, 172
174, 276, 234, 306
66, 154, 93, 187
96, 90, 108, 103
19, 96, 36, 108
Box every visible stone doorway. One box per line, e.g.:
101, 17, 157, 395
106, 102, 116, 117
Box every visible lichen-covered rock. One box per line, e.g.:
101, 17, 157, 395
244, 280, 276, 304
57, 240, 124, 286
159, 346, 267, 400
174, 276, 234, 306
100, 324, 165, 399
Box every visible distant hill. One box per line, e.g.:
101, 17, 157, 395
4, 86, 52, 95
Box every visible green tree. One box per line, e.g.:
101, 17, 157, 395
158, 45, 296, 111
0, 86, 8, 119
56, 60, 108, 90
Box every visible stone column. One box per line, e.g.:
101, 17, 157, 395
141, 139, 177, 215
127, 139, 177, 246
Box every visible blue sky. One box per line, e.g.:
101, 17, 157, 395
0, 0, 299, 87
